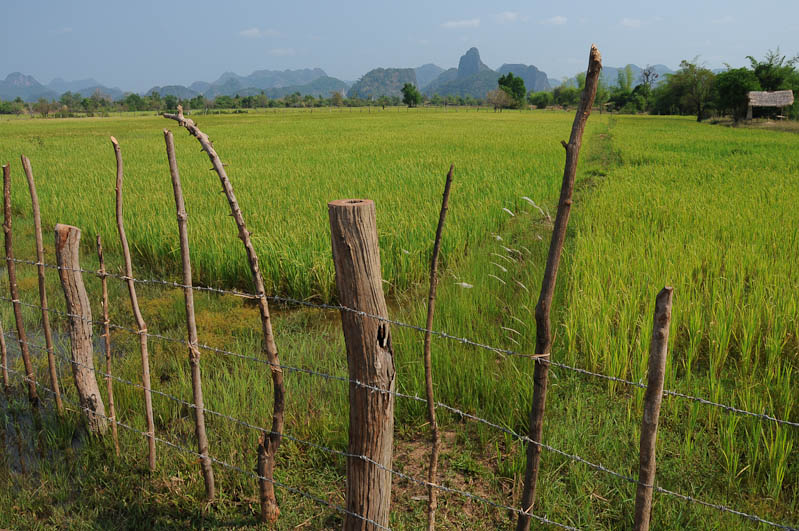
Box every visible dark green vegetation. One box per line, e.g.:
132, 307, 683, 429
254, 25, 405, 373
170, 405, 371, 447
347, 68, 417, 99
0, 111, 797, 529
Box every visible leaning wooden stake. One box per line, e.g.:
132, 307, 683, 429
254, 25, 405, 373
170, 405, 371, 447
111, 136, 156, 471
517, 44, 602, 531
329, 199, 395, 530
633, 287, 674, 531
96, 235, 120, 455
0, 319, 9, 393
55, 224, 108, 434
21, 155, 64, 414
163, 129, 215, 501
423, 165, 454, 531
163, 107, 284, 522
3, 164, 39, 407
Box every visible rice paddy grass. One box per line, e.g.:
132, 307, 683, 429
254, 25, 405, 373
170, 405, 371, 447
0, 109, 796, 529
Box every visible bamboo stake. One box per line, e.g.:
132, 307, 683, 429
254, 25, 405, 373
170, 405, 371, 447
516, 45, 602, 531
3, 164, 39, 407
633, 287, 674, 531
163, 129, 215, 501
20, 155, 64, 414
96, 235, 120, 455
163, 107, 284, 522
423, 164, 454, 531
0, 319, 9, 393
111, 136, 156, 471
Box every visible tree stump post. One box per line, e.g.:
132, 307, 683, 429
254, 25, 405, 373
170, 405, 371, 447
633, 287, 674, 531
329, 199, 395, 530
55, 224, 107, 434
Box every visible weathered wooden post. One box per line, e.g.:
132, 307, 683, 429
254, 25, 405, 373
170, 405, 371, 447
633, 287, 674, 531
55, 224, 107, 434
329, 199, 395, 530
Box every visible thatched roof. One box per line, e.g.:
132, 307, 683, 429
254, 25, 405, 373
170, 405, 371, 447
748, 90, 795, 107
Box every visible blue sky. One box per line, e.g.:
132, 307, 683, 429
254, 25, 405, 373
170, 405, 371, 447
2, 0, 797, 92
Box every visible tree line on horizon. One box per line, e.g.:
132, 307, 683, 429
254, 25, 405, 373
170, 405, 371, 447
2, 50, 797, 121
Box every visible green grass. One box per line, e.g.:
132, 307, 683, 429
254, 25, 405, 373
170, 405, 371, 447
0, 110, 796, 529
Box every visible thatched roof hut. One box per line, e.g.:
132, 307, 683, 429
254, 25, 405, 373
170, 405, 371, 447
748, 90, 795, 107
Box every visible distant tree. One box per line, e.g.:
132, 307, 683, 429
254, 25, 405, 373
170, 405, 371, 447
498, 72, 526, 107
528, 91, 553, 109
401, 83, 421, 107
673, 59, 716, 121
123, 93, 146, 111
163, 94, 178, 111
33, 98, 51, 117
255, 91, 269, 108
640, 65, 659, 91
614, 65, 634, 94
486, 88, 512, 111
715, 68, 761, 121
747, 49, 798, 91
188, 95, 206, 111
215, 95, 235, 108
331, 91, 344, 107
148, 90, 162, 111
553, 85, 580, 107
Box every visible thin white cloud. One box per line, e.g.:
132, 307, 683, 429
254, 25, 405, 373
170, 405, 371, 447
268, 48, 296, 57
54, 27, 73, 34
441, 18, 480, 29
542, 16, 567, 25
620, 17, 642, 28
495, 11, 519, 23
239, 27, 279, 39
712, 15, 734, 24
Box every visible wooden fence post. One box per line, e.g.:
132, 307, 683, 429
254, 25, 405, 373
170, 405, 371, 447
329, 199, 395, 530
21, 154, 64, 414
633, 287, 674, 531
96, 236, 120, 454
164, 128, 215, 501
3, 163, 39, 406
55, 224, 107, 434
423, 165, 454, 531
517, 44, 602, 531
111, 136, 156, 470
162, 107, 285, 523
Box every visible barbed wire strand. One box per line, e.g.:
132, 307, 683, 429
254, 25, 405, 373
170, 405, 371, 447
1, 360, 577, 531
0, 362, 390, 530
5, 333, 797, 531
1, 286, 796, 430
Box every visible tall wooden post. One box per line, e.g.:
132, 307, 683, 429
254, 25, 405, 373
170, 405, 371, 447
164, 129, 215, 501
517, 44, 602, 531
633, 287, 674, 531
55, 224, 107, 434
21, 154, 64, 414
329, 199, 395, 530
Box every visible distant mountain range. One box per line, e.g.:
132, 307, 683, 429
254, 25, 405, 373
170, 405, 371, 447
2, 51, 689, 103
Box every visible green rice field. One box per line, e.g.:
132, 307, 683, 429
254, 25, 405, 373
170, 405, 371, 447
0, 109, 796, 529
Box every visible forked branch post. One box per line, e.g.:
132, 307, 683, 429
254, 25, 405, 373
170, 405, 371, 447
517, 44, 602, 531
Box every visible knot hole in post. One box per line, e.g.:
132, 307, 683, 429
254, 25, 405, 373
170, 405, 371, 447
377, 323, 389, 349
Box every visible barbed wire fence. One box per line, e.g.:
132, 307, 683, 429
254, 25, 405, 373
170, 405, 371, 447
0, 258, 797, 530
